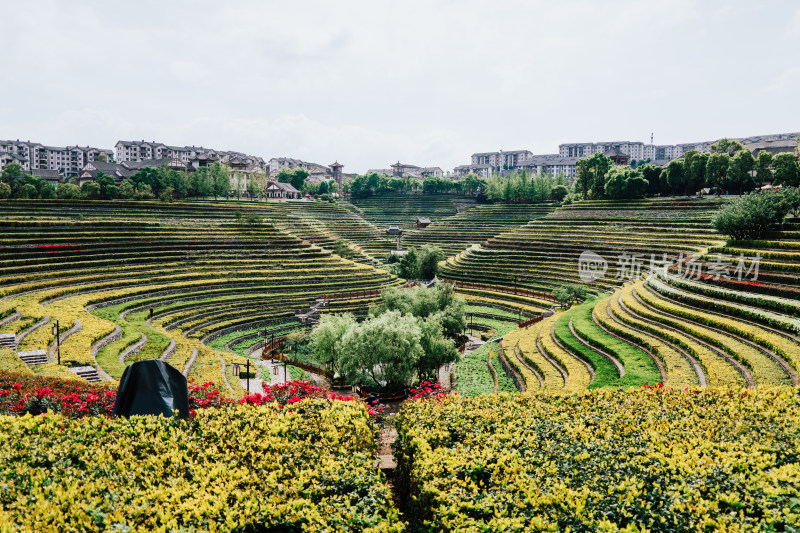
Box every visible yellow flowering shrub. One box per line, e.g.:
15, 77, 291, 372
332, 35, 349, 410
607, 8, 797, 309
0, 401, 401, 532
395, 387, 800, 532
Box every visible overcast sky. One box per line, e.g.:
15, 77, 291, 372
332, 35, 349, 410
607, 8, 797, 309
1, 0, 798, 172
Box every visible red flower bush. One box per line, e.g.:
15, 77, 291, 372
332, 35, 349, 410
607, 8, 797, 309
408, 381, 450, 402
240, 380, 355, 407
0, 371, 382, 422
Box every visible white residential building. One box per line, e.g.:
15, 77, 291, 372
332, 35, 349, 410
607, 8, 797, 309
116, 140, 265, 172
0, 139, 112, 177
268, 157, 308, 178
521, 155, 579, 180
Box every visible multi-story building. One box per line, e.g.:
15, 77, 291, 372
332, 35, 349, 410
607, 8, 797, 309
453, 163, 492, 178
364, 162, 444, 179
560, 141, 645, 160
455, 149, 533, 178
269, 157, 308, 178
521, 155, 580, 180
116, 140, 266, 174
0, 139, 112, 177
559, 132, 798, 165
470, 150, 532, 169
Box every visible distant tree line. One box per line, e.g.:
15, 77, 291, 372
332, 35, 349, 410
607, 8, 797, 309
0, 161, 274, 202
346, 172, 486, 198
575, 138, 800, 200
482, 171, 569, 203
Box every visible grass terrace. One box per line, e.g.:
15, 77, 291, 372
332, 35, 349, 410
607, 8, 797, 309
440, 197, 727, 294
403, 203, 556, 256
349, 193, 476, 230
0, 200, 400, 392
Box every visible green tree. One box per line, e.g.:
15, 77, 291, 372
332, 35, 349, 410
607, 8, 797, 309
755, 150, 773, 187
418, 245, 444, 280
625, 174, 649, 198
247, 176, 260, 198
56, 183, 81, 199
211, 162, 230, 199
552, 284, 587, 307
378, 284, 465, 339
81, 181, 100, 199
159, 186, 175, 202
16, 183, 38, 199
310, 313, 357, 376
416, 315, 459, 381
193, 168, 213, 199
728, 150, 756, 194
706, 153, 730, 195
0, 163, 24, 183
118, 179, 135, 199
639, 164, 663, 196
0, 182, 12, 199
290, 168, 309, 190
96, 173, 117, 199
398, 248, 419, 279
463, 173, 483, 195
603, 166, 628, 198
171, 170, 189, 198
684, 150, 709, 194
550, 184, 569, 202
135, 182, 154, 200
666, 159, 686, 195
583, 153, 613, 199
338, 311, 423, 390
783, 187, 800, 218
39, 185, 55, 199
575, 159, 590, 200
772, 153, 800, 187
712, 190, 788, 240
710, 138, 748, 156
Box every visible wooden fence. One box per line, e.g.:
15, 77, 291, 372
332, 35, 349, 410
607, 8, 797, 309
518, 314, 545, 328
271, 352, 334, 381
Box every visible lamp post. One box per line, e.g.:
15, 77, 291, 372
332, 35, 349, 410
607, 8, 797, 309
51, 320, 60, 365
232, 359, 252, 394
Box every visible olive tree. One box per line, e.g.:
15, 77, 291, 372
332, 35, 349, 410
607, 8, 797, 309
338, 311, 423, 390
309, 313, 356, 376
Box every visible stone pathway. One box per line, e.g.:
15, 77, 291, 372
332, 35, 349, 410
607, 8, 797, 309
238, 357, 295, 394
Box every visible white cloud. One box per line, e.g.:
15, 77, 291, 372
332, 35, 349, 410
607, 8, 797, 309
765, 67, 800, 93
0, 0, 798, 171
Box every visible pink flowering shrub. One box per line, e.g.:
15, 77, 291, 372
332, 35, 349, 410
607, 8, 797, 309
408, 381, 451, 402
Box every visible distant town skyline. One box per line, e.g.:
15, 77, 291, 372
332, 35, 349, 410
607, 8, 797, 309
1, 0, 799, 173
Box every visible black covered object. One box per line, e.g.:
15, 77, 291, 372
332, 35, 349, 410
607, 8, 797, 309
112, 360, 190, 419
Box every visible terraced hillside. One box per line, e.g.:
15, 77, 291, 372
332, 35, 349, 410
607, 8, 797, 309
441, 197, 727, 294
403, 203, 556, 256
0, 200, 400, 393
350, 193, 476, 230
474, 201, 800, 395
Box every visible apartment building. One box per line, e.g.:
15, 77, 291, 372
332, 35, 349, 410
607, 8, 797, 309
470, 150, 532, 169
363, 162, 444, 180
0, 139, 113, 177
116, 140, 266, 172
455, 149, 534, 178
559, 132, 798, 165
269, 157, 309, 178
521, 155, 580, 179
